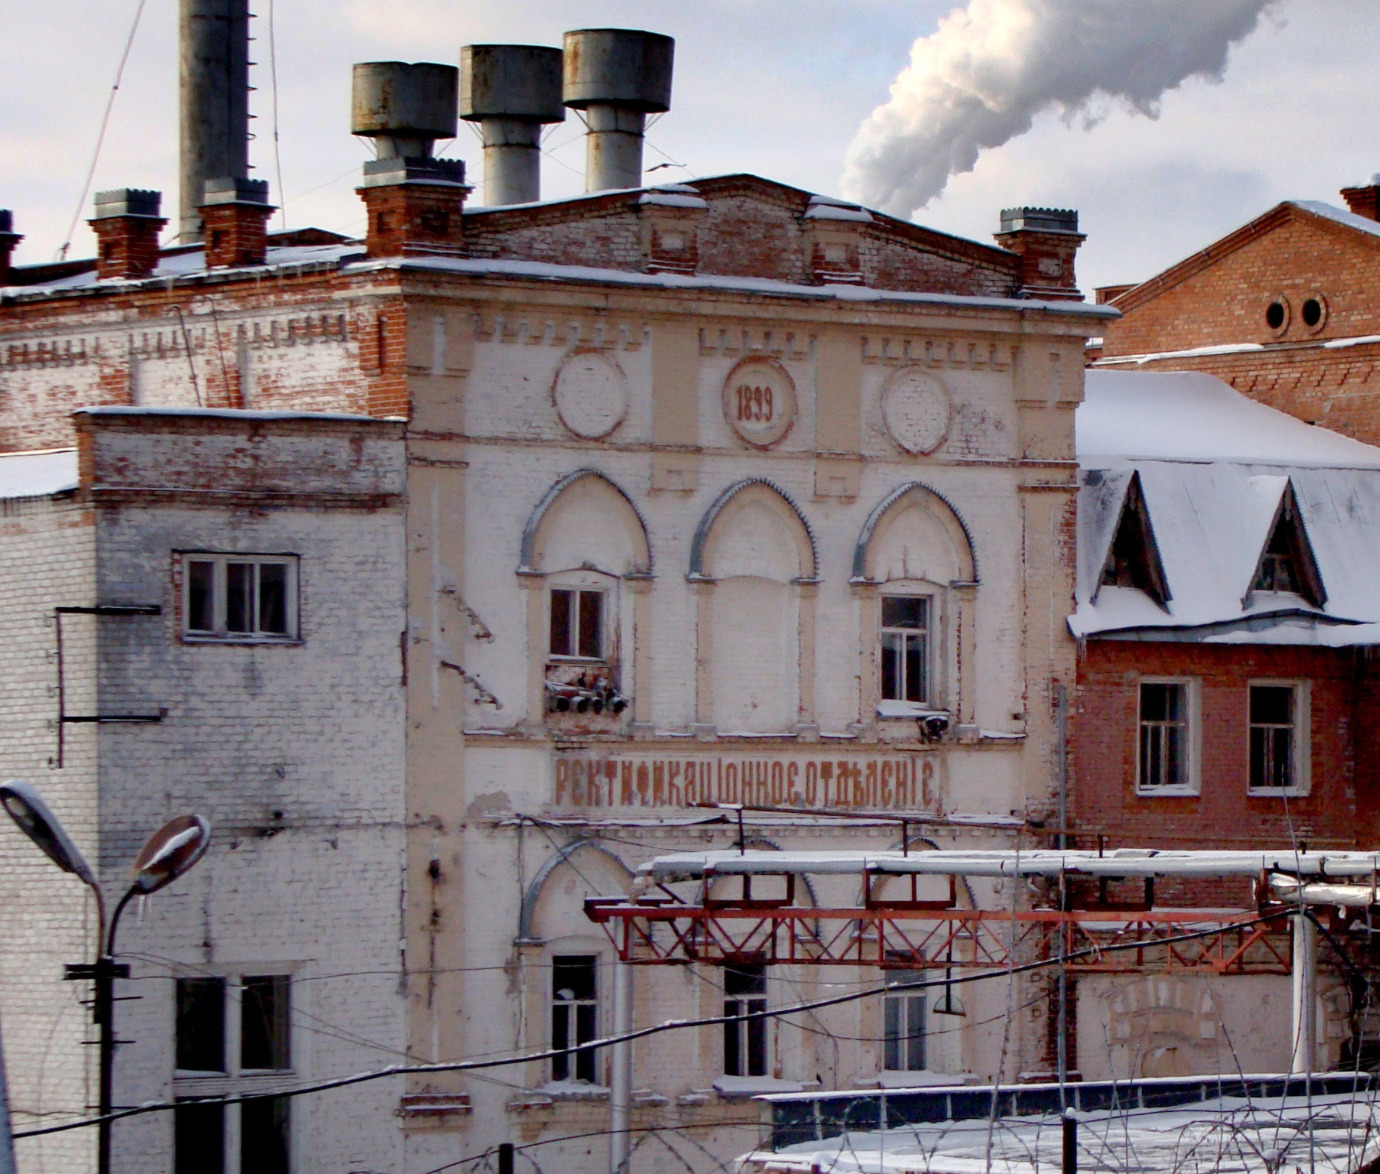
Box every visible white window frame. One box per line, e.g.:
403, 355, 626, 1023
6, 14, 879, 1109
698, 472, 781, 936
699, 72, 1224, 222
722, 963, 769, 1078
1246, 679, 1311, 797
547, 585, 608, 663
881, 971, 929, 1074
549, 953, 601, 1085
1135, 677, 1200, 796
876, 588, 940, 719
181, 553, 300, 642
173, 968, 297, 1174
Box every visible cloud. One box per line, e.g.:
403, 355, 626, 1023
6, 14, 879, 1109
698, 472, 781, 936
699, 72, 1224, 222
842, 0, 1277, 218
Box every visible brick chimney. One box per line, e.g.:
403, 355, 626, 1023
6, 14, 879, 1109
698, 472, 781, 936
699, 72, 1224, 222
994, 207, 1086, 301
89, 189, 167, 281
0, 210, 21, 285
200, 177, 276, 268
357, 158, 469, 259
1340, 176, 1380, 221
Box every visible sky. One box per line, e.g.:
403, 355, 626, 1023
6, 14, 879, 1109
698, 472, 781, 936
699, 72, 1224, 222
2, 0, 1379, 294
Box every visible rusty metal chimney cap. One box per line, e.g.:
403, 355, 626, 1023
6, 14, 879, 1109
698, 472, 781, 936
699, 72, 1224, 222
562, 29, 674, 113
461, 44, 565, 123
351, 62, 459, 139
201, 177, 271, 207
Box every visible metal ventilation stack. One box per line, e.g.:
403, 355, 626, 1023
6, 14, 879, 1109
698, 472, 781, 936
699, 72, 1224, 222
351, 61, 460, 166
561, 29, 674, 193
460, 45, 564, 206
179, 0, 251, 243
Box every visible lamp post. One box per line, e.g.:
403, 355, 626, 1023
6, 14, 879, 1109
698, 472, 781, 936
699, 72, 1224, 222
0, 780, 210, 1174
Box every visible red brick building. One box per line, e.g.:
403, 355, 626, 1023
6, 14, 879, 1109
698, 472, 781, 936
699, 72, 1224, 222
1094, 181, 1380, 446
1070, 370, 1380, 896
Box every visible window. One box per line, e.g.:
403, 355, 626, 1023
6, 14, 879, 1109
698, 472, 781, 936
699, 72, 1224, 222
883, 973, 927, 1073
184, 554, 298, 640
723, 964, 767, 1077
1249, 683, 1308, 794
549, 588, 604, 660
551, 955, 599, 1083
880, 596, 929, 705
1138, 680, 1196, 793
1250, 485, 1325, 606
174, 973, 292, 1174
1097, 473, 1169, 606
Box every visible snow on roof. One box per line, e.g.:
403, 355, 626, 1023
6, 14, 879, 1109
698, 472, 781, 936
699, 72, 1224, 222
1072, 371, 1380, 643
0, 448, 78, 500
749, 1088, 1380, 1174
1292, 197, 1380, 241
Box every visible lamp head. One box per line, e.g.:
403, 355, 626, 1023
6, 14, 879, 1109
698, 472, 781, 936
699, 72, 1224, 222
0, 780, 97, 887
130, 814, 211, 894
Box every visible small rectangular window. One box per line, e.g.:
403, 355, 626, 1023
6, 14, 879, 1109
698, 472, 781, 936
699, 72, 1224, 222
176, 977, 226, 1073
723, 964, 767, 1077
551, 955, 599, 1083
1250, 683, 1305, 793
175, 1097, 225, 1174
240, 1096, 290, 1174
549, 589, 605, 660
241, 975, 291, 1071
1138, 680, 1194, 792
880, 596, 929, 705
182, 555, 298, 641
883, 973, 927, 1072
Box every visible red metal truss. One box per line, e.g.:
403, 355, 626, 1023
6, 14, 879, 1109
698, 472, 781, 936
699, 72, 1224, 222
584, 898, 1294, 974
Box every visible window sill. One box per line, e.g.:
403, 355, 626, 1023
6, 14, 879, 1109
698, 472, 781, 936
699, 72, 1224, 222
538, 1081, 610, 1101
877, 701, 948, 720
1247, 788, 1310, 799
872, 1070, 975, 1089
182, 634, 302, 646
712, 1075, 805, 1099
1134, 787, 1200, 798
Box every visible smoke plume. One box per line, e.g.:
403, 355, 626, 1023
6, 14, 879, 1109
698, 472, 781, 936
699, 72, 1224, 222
842, 0, 1276, 218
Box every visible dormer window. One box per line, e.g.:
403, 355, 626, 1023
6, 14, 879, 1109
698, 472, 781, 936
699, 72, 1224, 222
1250, 483, 1324, 606
1097, 473, 1169, 607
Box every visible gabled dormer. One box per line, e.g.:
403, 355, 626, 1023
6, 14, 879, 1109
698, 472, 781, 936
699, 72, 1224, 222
1096, 472, 1170, 608
1248, 480, 1325, 606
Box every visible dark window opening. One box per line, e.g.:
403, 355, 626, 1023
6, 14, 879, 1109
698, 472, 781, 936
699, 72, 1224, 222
1252, 487, 1325, 605
240, 1095, 290, 1174
880, 596, 929, 704
1250, 684, 1297, 791
1098, 473, 1170, 606
723, 964, 768, 1077
1139, 682, 1190, 791
550, 589, 604, 660
1266, 301, 1287, 330
883, 973, 927, 1072
175, 1097, 225, 1174
176, 977, 226, 1073
551, 955, 599, 1083
241, 975, 291, 1071
183, 555, 297, 640
1302, 298, 1323, 328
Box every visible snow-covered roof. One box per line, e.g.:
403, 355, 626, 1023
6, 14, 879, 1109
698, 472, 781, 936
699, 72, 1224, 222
0, 448, 78, 500
1072, 371, 1380, 644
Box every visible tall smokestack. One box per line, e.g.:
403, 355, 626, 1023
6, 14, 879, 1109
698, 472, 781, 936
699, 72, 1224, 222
460, 45, 564, 206
179, 0, 251, 244
562, 29, 673, 193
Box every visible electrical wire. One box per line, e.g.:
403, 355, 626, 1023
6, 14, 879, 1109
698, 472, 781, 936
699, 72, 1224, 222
10, 914, 1277, 1141
265, 0, 286, 231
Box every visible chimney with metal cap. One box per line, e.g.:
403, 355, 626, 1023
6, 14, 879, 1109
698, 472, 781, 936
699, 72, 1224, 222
179, 0, 251, 244
562, 29, 673, 193
994, 207, 1086, 301
200, 177, 275, 268
1341, 175, 1380, 222
89, 189, 167, 281
460, 45, 564, 206
351, 62, 469, 258
0, 211, 21, 285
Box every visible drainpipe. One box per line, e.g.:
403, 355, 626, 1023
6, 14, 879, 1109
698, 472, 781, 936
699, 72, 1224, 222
0, 1010, 15, 1174
609, 959, 633, 1173
1290, 910, 1317, 1075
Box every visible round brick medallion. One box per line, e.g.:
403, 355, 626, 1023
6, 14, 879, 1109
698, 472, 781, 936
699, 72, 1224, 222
882, 368, 951, 454
553, 350, 628, 440
722, 357, 796, 448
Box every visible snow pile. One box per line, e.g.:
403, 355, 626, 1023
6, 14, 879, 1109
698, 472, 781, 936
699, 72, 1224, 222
0, 448, 78, 500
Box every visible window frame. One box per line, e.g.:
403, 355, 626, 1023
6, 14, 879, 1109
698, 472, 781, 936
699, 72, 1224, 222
875, 587, 942, 719
549, 954, 601, 1085
547, 586, 608, 663
1135, 677, 1200, 797
881, 971, 928, 1074
722, 964, 769, 1078
173, 969, 296, 1174
180, 552, 300, 643
1246, 679, 1311, 797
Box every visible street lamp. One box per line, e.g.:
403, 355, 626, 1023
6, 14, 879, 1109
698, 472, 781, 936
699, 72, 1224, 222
0, 781, 210, 1174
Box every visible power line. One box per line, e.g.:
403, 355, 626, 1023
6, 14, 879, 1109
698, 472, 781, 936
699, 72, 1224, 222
11, 914, 1275, 1141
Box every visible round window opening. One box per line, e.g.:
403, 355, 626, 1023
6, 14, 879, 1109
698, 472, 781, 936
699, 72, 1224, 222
1302, 298, 1324, 328
1265, 301, 1286, 330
